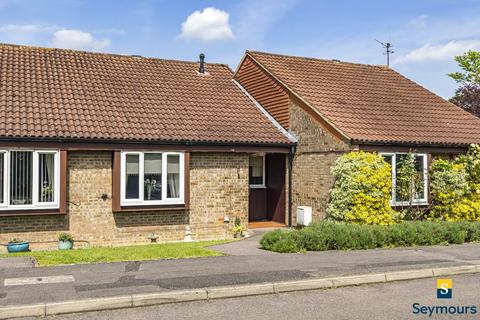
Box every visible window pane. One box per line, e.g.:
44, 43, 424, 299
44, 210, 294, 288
144, 153, 162, 201
249, 156, 264, 185
125, 154, 140, 199
0, 153, 3, 204
38, 153, 55, 202
382, 155, 393, 166
414, 156, 426, 200
395, 154, 409, 202
10, 151, 33, 205
167, 154, 180, 198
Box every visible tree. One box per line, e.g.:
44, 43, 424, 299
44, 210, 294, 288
450, 84, 480, 117
448, 51, 480, 118
448, 50, 480, 85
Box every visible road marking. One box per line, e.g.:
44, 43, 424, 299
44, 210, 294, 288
4, 275, 75, 286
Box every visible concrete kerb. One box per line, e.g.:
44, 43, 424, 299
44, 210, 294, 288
1, 264, 479, 319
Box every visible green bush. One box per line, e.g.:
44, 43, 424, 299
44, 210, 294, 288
260, 221, 480, 253
430, 144, 480, 221
327, 152, 394, 225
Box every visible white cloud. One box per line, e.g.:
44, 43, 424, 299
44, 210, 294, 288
51, 29, 110, 51
179, 7, 233, 42
409, 14, 428, 28
394, 40, 480, 64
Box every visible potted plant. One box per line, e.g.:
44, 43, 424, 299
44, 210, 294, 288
7, 238, 30, 253
232, 217, 245, 238
58, 233, 74, 250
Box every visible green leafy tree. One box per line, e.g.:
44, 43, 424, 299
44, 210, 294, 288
448, 51, 480, 118
448, 51, 480, 85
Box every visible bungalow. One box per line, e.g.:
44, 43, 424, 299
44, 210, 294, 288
1, 44, 480, 249
234, 51, 480, 222
0, 44, 294, 249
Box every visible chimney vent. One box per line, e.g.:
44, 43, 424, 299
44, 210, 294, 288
198, 53, 205, 74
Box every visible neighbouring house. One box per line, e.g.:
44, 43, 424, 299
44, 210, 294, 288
0, 44, 295, 250
234, 51, 480, 223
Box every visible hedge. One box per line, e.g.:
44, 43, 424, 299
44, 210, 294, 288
260, 221, 480, 253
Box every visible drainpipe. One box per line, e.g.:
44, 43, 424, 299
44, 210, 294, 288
287, 145, 296, 227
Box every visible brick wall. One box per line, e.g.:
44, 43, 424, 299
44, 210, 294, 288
0, 151, 249, 251
290, 99, 352, 222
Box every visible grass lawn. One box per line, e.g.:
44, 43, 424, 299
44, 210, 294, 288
0, 240, 229, 266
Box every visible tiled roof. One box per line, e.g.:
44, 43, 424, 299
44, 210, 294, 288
0, 44, 291, 145
247, 51, 480, 146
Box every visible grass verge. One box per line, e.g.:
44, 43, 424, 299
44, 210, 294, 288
260, 221, 480, 253
0, 240, 229, 266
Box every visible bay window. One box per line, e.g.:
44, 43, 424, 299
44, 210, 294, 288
0, 150, 60, 210
381, 153, 428, 205
120, 151, 184, 206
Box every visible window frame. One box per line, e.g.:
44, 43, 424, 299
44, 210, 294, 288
120, 151, 185, 207
0, 149, 60, 211
249, 155, 266, 188
381, 152, 428, 206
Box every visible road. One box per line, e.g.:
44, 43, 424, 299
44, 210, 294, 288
21, 274, 480, 320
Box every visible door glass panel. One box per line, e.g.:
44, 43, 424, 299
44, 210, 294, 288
249, 156, 264, 186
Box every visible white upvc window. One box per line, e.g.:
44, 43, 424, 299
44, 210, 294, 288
381, 153, 428, 206
249, 155, 265, 188
120, 151, 185, 206
0, 150, 60, 210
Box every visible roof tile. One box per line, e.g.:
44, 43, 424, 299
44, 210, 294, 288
248, 51, 480, 146
0, 44, 291, 145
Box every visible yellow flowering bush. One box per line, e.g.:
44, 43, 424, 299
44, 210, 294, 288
429, 144, 480, 221
328, 151, 395, 225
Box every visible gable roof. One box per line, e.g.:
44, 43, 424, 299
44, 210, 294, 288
245, 50, 480, 146
0, 44, 291, 145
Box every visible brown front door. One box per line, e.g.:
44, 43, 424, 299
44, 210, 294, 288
248, 154, 286, 223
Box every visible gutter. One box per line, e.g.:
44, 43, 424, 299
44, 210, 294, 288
287, 144, 296, 227
0, 136, 294, 149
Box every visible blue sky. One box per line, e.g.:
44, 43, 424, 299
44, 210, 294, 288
0, 0, 479, 98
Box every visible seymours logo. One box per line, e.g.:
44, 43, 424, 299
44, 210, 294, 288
412, 279, 477, 317
437, 279, 452, 299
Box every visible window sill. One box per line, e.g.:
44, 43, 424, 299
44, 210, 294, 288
0, 208, 64, 217
114, 204, 188, 213
249, 185, 266, 189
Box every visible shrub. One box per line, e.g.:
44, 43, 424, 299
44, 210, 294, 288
58, 233, 74, 242
327, 152, 394, 225
430, 144, 480, 221
260, 221, 480, 253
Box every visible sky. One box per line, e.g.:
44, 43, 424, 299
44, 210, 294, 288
0, 0, 479, 98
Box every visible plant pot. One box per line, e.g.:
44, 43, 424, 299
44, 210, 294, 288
234, 232, 242, 239
7, 242, 30, 253
58, 240, 73, 250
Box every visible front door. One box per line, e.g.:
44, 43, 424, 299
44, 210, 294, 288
248, 154, 286, 223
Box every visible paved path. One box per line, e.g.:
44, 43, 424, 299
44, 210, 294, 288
18, 273, 480, 320
0, 243, 479, 307
208, 229, 276, 256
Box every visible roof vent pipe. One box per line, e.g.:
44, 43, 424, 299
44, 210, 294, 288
198, 53, 205, 74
